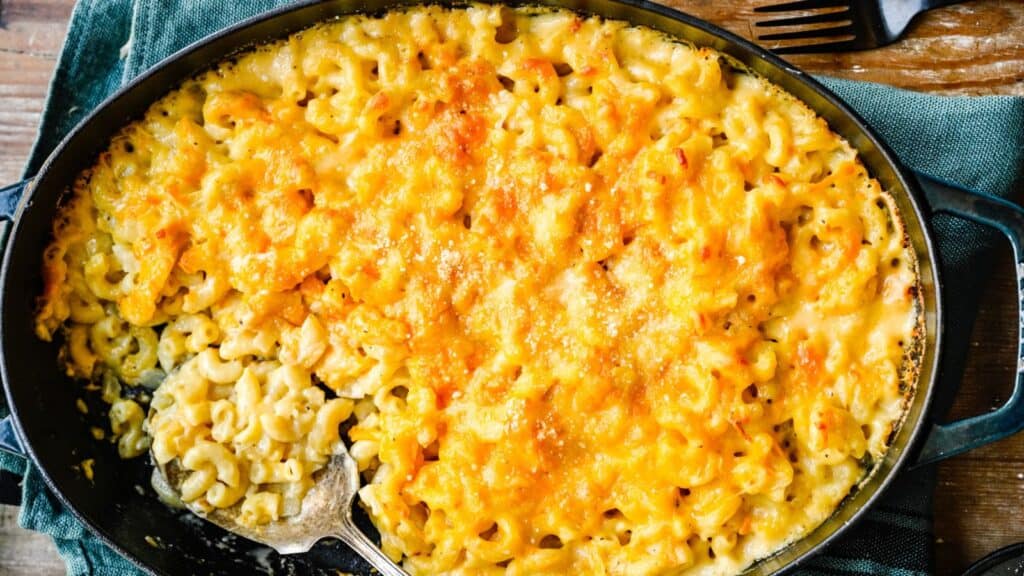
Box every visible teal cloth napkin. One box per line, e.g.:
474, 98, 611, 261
2, 1, 1023, 574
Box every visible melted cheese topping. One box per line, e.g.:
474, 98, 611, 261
36, 5, 921, 575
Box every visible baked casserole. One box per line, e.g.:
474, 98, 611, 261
35, 4, 922, 575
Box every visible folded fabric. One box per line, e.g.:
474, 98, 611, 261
2, 1, 1022, 574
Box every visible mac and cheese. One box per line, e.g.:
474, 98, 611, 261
36, 5, 921, 575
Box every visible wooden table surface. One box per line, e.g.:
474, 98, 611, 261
0, 0, 1022, 574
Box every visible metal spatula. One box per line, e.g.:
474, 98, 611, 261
152, 450, 407, 576
753, 0, 966, 53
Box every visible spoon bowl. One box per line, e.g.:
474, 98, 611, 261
152, 450, 407, 576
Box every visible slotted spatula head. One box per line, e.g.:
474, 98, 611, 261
753, 0, 948, 54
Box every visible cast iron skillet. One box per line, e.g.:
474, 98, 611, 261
0, 0, 1023, 574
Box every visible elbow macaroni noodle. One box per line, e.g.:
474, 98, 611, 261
35, 5, 921, 575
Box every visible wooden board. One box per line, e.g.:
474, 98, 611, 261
0, 504, 64, 576
0, 0, 1021, 574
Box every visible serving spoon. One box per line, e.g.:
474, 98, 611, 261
152, 450, 408, 576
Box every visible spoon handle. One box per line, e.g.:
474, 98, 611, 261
336, 516, 409, 576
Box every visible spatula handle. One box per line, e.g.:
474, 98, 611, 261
335, 515, 409, 576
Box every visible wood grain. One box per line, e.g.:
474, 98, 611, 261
0, 504, 65, 576
0, 1, 1021, 575
667, 0, 1024, 95
935, 247, 1024, 572
0, 0, 71, 181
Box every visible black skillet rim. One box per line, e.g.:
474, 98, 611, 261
0, 1, 943, 574
963, 542, 1024, 576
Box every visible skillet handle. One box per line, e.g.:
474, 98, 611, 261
0, 180, 28, 247
0, 179, 32, 418
0, 416, 25, 505
0, 417, 24, 456
0, 180, 32, 505
913, 172, 1024, 466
